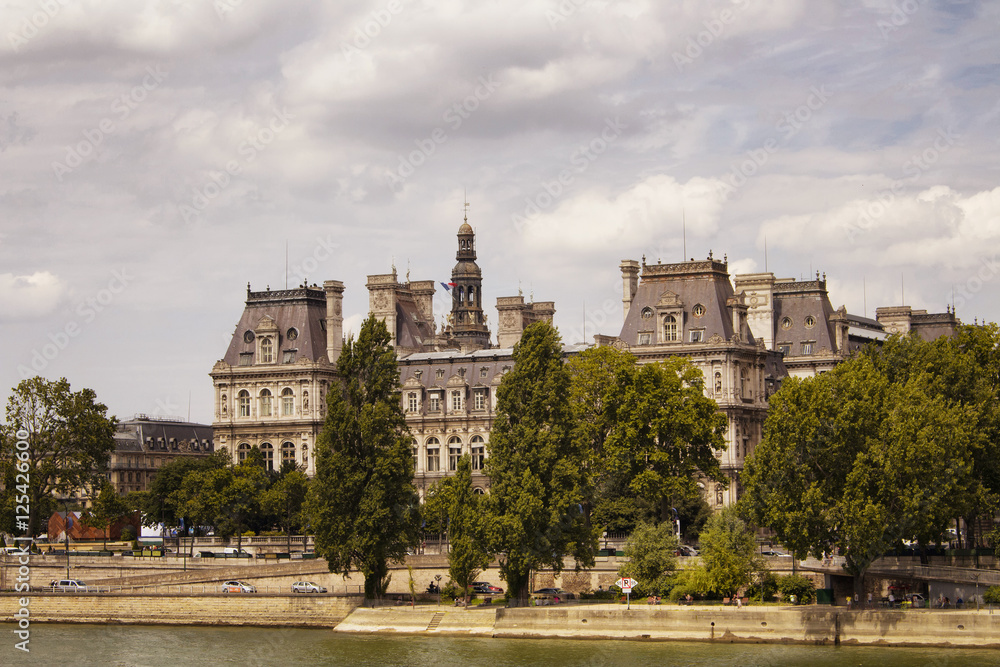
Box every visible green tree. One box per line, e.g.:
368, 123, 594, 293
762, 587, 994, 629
434, 454, 489, 604
140, 451, 229, 531
604, 359, 728, 523
81, 479, 130, 549
307, 314, 418, 600
777, 574, 816, 604
618, 521, 678, 597
484, 321, 595, 605
220, 460, 269, 552
741, 350, 976, 597
691, 506, 763, 599
0, 377, 117, 536
261, 470, 310, 554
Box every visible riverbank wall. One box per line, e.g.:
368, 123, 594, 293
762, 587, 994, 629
0, 592, 361, 627
3, 594, 999, 648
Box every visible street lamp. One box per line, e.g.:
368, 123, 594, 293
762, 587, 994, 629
435, 574, 442, 606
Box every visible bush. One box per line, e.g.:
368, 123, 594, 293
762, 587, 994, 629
984, 586, 1000, 605
777, 574, 816, 604
667, 569, 702, 602
747, 571, 779, 602
119, 526, 137, 542
242, 530, 256, 538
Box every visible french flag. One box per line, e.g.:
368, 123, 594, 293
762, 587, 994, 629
440, 282, 456, 291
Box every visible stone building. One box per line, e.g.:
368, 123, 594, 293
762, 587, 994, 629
876, 305, 960, 341
606, 254, 782, 507
110, 415, 215, 494
733, 272, 886, 378
210, 281, 344, 475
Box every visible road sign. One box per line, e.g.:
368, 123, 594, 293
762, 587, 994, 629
615, 577, 638, 593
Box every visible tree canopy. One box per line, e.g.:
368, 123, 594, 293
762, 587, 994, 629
741, 332, 983, 594
484, 321, 595, 605
307, 314, 418, 599
0, 377, 117, 535
567, 347, 726, 535
618, 521, 678, 597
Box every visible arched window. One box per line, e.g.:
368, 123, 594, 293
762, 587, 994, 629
473, 488, 485, 495
260, 442, 274, 470
259, 389, 272, 417
740, 367, 750, 399
468, 286, 475, 306
237, 442, 250, 463
260, 337, 273, 363
238, 390, 250, 417
448, 436, 463, 471
470, 435, 485, 470
281, 388, 294, 416
663, 315, 678, 341
426, 437, 440, 472
281, 441, 295, 464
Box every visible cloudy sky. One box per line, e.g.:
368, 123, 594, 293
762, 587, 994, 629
1, 0, 997, 424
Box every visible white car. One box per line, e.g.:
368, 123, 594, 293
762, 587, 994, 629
291, 581, 327, 594
221, 580, 256, 593
51, 579, 89, 592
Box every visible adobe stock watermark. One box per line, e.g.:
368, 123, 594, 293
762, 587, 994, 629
877, 0, 928, 40
51, 66, 169, 182
340, 0, 409, 62
288, 235, 339, 285
511, 117, 627, 233
11, 427, 32, 652
717, 85, 831, 201
545, 0, 589, 29
178, 107, 294, 223
843, 127, 958, 243
949, 254, 999, 311
673, 0, 751, 71
214, 0, 245, 20
7, 0, 69, 52
16, 269, 133, 379
385, 75, 501, 192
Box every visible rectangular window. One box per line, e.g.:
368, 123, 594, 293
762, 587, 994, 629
260, 395, 272, 417
449, 446, 462, 471
777, 344, 790, 356
239, 353, 253, 366
638, 333, 652, 345
801, 342, 813, 355
480, 367, 488, 378
474, 390, 486, 411
282, 394, 294, 416
451, 389, 463, 411
412, 446, 418, 471
407, 392, 418, 412
426, 448, 440, 472
282, 349, 296, 364
690, 330, 704, 343
429, 393, 441, 412
472, 446, 485, 471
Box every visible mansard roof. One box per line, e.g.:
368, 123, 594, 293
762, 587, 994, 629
619, 258, 748, 345
221, 285, 329, 366
771, 278, 838, 353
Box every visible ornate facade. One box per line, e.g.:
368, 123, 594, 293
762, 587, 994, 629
210, 281, 344, 475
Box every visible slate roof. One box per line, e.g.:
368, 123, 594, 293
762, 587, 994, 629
618, 259, 748, 345
222, 286, 329, 365
771, 280, 837, 352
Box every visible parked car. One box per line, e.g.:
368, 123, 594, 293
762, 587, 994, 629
761, 550, 792, 557
532, 587, 569, 604
291, 581, 327, 594
471, 582, 503, 595
51, 579, 89, 592
676, 545, 699, 557
221, 580, 256, 593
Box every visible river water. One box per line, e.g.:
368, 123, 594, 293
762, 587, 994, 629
1, 624, 995, 666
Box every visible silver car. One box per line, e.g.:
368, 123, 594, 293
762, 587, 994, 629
291, 581, 327, 593
221, 580, 256, 593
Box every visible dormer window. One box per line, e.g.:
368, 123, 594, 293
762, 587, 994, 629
804, 316, 816, 329
282, 349, 297, 364
260, 337, 274, 363
663, 315, 679, 342
239, 353, 253, 366
692, 304, 706, 318
690, 330, 704, 343
641, 307, 653, 320
436, 369, 445, 379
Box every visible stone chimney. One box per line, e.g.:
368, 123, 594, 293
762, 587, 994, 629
323, 280, 344, 363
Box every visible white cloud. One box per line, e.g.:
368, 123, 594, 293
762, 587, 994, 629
0, 272, 67, 321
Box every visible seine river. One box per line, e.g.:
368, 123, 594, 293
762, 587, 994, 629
1, 624, 996, 666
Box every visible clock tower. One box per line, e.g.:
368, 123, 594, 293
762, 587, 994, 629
448, 216, 491, 351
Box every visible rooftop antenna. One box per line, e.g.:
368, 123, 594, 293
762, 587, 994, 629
285, 240, 288, 289
863, 276, 867, 318
463, 189, 470, 222
682, 209, 687, 262
901, 274, 905, 305
583, 301, 586, 345
187, 391, 191, 423
764, 234, 768, 273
